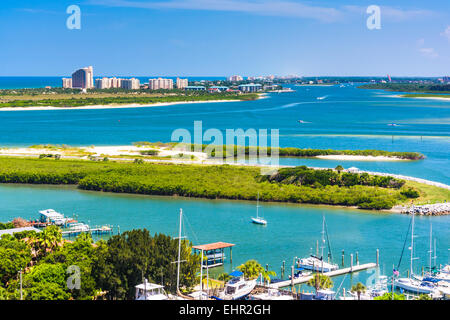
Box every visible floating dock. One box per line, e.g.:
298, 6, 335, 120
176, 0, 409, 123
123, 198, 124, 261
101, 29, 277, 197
62, 225, 114, 237
270, 263, 377, 289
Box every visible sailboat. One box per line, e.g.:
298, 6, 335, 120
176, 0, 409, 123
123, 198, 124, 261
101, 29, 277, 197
299, 215, 338, 272
251, 193, 267, 225
394, 212, 442, 296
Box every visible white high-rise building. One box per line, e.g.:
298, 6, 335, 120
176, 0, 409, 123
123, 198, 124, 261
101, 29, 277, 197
110, 77, 122, 88
121, 78, 140, 90
228, 75, 243, 82
176, 77, 188, 89
95, 77, 111, 89
148, 78, 174, 90
62, 78, 72, 88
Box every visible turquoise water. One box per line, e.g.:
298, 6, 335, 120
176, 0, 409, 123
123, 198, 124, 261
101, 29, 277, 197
0, 79, 449, 294
0, 183, 448, 293
0, 82, 449, 184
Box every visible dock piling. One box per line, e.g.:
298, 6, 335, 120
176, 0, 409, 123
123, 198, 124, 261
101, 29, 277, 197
356, 252, 359, 265
350, 254, 353, 271
341, 250, 345, 266
376, 249, 379, 267
291, 266, 294, 287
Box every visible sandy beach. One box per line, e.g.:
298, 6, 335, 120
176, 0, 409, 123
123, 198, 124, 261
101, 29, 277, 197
397, 95, 450, 101
0, 99, 243, 112
315, 155, 407, 161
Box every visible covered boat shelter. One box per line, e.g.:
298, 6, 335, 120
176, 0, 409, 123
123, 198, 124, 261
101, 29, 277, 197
192, 242, 235, 268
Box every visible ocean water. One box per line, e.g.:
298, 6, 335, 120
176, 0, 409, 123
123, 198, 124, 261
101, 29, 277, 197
0, 80, 449, 184
0, 78, 449, 295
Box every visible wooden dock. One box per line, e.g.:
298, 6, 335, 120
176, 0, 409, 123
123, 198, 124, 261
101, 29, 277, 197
270, 263, 377, 289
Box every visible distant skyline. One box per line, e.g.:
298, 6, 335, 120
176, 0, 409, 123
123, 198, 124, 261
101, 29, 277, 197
0, 0, 449, 77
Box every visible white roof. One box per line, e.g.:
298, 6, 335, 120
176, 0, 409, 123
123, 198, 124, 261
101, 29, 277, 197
0, 227, 41, 237
39, 209, 64, 219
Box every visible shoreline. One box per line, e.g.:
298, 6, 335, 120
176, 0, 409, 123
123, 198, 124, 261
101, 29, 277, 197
315, 155, 408, 161
0, 98, 253, 112
396, 94, 450, 101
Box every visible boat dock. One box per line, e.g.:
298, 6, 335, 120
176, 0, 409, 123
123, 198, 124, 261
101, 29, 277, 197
270, 263, 377, 289
62, 225, 114, 237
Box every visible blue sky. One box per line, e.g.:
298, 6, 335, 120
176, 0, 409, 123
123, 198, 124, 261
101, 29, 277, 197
0, 0, 449, 77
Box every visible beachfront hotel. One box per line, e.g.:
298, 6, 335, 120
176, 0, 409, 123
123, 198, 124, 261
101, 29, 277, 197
176, 77, 188, 89
95, 77, 111, 89
149, 78, 174, 90
228, 75, 243, 82
121, 78, 140, 90
72, 66, 94, 89
62, 78, 72, 88
238, 83, 263, 92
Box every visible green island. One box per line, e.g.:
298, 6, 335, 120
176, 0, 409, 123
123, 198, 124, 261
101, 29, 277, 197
0, 88, 259, 108
0, 157, 448, 210
135, 141, 425, 160
358, 83, 450, 95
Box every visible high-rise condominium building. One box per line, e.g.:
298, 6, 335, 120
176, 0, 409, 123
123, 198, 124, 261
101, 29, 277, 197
110, 77, 122, 88
176, 77, 188, 89
62, 78, 72, 88
228, 75, 243, 82
72, 66, 94, 89
148, 78, 173, 90
95, 77, 111, 89
121, 78, 140, 90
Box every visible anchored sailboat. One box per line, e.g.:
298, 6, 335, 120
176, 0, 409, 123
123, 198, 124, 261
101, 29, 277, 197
251, 192, 267, 225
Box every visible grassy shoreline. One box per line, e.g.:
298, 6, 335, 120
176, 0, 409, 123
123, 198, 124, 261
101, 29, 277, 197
0, 92, 259, 109
136, 142, 425, 160
0, 157, 447, 211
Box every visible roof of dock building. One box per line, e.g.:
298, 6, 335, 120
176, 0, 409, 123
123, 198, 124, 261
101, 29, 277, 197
192, 242, 235, 251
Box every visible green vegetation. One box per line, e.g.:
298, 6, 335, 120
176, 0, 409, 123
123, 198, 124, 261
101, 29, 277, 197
0, 227, 200, 300
0, 91, 258, 108
0, 157, 447, 210
307, 274, 333, 294
358, 83, 450, 94
259, 166, 405, 189
236, 260, 276, 282
401, 94, 450, 99
374, 292, 406, 300
145, 142, 424, 160
351, 282, 367, 300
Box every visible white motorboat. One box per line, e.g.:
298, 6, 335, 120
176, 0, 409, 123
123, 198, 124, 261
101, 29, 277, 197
251, 192, 267, 225
298, 255, 338, 273
68, 222, 90, 232
220, 271, 257, 300
251, 288, 294, 300
135, 279, 169, 300
315, 289, 335, 300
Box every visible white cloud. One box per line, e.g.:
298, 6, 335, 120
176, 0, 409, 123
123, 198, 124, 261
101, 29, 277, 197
87, 1, 438, 23
419, 47, 438, 59
87, 0, 345, 22
441, 26, 450, 41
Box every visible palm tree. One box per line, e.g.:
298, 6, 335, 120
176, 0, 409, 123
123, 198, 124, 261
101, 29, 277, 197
307, 273, 333, 294
37, 225, 63, 255
237, 260, 276, 283
335, 165, 344, 174
217, 273, 233, 282
351, 282, 366, 300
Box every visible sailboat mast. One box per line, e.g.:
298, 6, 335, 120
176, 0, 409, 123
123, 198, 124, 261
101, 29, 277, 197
410, 211, 415, 278
256, 192, 260, 219
176, 208, 183, 292
429, 223, 432, 274
321, 215, 325, 259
